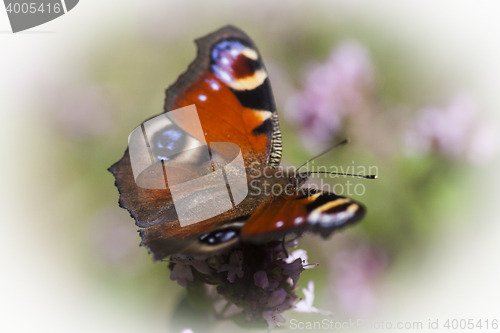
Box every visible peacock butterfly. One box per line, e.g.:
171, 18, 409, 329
108, 25, 370, 261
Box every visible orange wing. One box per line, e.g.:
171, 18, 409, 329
240, 188, 366, 243
164, 26, 282, 172
109, 26, 282, 260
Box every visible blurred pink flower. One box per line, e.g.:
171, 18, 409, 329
267, 288, 287, 308
254, 270, 270, 289
254, 270, 279, 290
405, 93, 498, 164
330, 241, 387, 317
44, 83, 116, 140
170, 254, 212, 286
262, 309, 286, 332
285, 41, 375, 149
169, 261, 193, 287
90, 206, 147, 273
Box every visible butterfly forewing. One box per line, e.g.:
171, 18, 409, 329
109, 26, 284, 260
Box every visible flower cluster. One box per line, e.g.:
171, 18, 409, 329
45, 83, 116, 140
405, 93, 497, 164
168, 239, 329, 331
285, 41, 375, 149
329, 239, 387, 317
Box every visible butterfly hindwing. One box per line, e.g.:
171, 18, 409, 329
240, 188, 366, 243
139, 218, 248, 260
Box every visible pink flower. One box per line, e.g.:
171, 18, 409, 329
170, 262, 193, 287
46, 83, 116, 140
284, 249, 317, 269
217, 250, 244, 282
267, 288, 287, 308
280, 258, 304, 286
254, 270, 270, 289
169, 254, 212, 286
262, 309, 286, 332
406, 93, 498, 164
286, 41, 375, 149
254, 271, 279, 290
330, 241, 387, 317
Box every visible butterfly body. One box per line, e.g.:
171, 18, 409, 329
109, 26, 367, 261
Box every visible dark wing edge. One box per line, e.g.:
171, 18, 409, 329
164, 25, 255, 112
164, 25, 283, 168
140, 218, 248, 261
107, 149, 178, 228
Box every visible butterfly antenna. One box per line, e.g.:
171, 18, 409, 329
307, 171, 378, 179
297, 139, 350, 173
